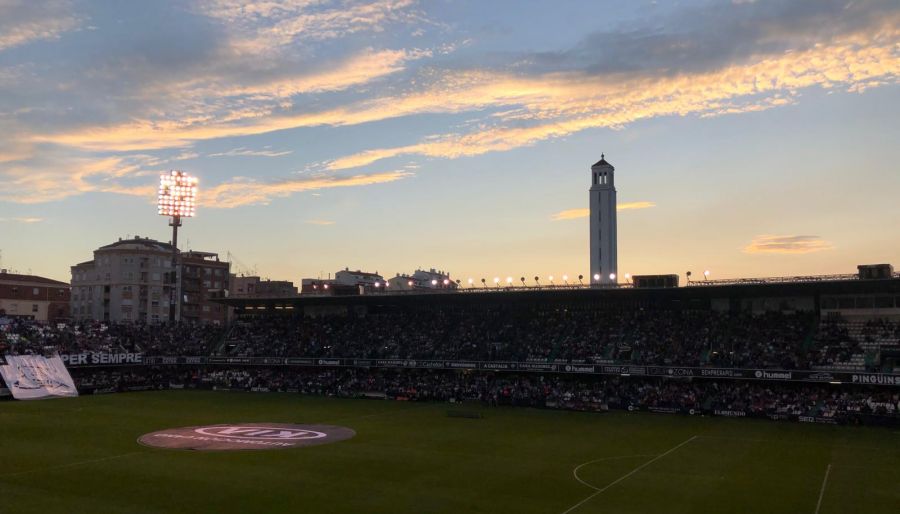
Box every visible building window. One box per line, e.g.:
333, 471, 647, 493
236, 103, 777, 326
32, 304, 38, 312
33, 288, 39, 295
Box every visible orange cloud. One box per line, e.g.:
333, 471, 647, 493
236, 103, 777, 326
0, 216, 43, 223
31, 19, 900, 154
200, 170, 413, 208
0, 156, 152, 203
742, 235, 834, 254
552, 201, 655, 220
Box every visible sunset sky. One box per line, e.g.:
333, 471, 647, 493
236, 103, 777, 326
1, 0, 898, 284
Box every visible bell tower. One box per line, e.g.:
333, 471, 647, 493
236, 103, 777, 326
589, 154, 617, 285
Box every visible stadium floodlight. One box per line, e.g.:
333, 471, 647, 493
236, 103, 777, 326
548, 275, 554, 282
157, 170, 198, 322
493, 277, 500, 286
506, 276, 513, 284
432, 279, 438, 286
323, 284, 329, 289
158, 170, 197, 218
704, 270, 711, 279
593, 273, 601, 281
467, 278, 474, 286
609, 273, 616, 281
374, 282, 381, 288
408, 280, 414, 286
443, 279, 449, 285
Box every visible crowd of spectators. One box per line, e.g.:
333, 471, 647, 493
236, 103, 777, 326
1, 307, 893, 371
220, 308, 872, 370
0, 318, 225, 356
67, 366, 899, 423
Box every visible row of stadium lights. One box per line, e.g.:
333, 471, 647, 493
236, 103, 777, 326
335, 270, 714, 289
368, 270, 711, 288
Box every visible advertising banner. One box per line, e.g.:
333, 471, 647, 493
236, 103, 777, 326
59, 352, 143, 366
47, 352, 900, 387
0, 354, 79, 400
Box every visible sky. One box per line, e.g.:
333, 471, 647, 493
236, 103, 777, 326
0, 0, 898, 284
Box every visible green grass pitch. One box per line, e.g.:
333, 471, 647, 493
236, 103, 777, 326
1, 390, 898, 513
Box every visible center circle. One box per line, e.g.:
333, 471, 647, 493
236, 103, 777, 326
138, 423, 355, 451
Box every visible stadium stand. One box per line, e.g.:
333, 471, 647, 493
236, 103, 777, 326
2, 277, 899, 425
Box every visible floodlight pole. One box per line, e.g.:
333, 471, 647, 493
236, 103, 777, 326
169, 215, 182, 323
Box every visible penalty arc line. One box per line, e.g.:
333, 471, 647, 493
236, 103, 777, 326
561, 435, 698, 514
814, 464, 832, 514
572, 454, 661, 491
2, 451, 145, 479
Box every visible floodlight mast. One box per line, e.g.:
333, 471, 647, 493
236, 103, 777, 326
157, 171, 197, 323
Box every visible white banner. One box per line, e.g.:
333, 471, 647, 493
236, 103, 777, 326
0, 354, 79, 400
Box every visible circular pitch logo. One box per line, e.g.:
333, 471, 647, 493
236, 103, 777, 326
138, 423, 355, 451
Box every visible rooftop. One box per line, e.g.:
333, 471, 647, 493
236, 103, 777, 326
0, 271, 70, 287
592, 153, 613, 168
97, 236, 175, 253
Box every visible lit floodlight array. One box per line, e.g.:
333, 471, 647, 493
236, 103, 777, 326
158, 170, 198, 218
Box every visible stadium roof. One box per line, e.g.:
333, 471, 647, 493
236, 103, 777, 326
216, 276, 900, 312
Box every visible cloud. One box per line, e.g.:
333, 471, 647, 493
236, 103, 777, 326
0, 217, 43, 223
324, 30, 900, 169
39, 10, 896, 158
209, 147, 293, 158
0, 154, 158, 203
305, 219, 335, 225
552, 201, 655, 220
742, 235, 834, 254
27, 46, 431, 151
15, 0, 898, 161
0, 0, 81, 52
199, 0, 421, 53
3, 0, 900, 206
617, 201, 656, 211
201, 170, 412, 208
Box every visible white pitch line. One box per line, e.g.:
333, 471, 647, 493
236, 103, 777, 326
560, 436, 698, 514
2, 451, 144, 479
814, 464, 832, 514
572, 454, 661, 491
